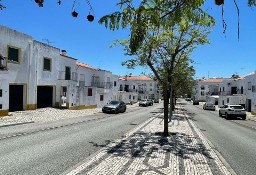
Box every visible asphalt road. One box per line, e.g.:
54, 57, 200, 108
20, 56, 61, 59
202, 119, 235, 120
0, 104, 162, 175
183, 100, 256, 175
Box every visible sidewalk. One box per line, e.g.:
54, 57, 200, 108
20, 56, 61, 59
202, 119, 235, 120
63, 109, 234, 175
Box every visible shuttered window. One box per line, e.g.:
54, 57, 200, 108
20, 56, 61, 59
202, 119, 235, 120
8, 46, 19, 62
43, 58, 51, 71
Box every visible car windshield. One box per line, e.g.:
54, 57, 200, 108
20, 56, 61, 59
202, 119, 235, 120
230, 105, 243, 109
109, 101, 119, 105
141, 99, 147, 102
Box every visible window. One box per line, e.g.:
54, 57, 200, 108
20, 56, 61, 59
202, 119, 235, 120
129, 95, 131, 99
0, 89, 2, 97
150, 83, 152, 86
65, 66, 71, 80
100, 95, 104, 101
227, 98, 229, 103
8, 46, 20, 62
201, 91, 205, 96
88, 88, 92, 96
252, 86, 256, 92
43, 58, 51, 71
133, 96, 135, 100
114, 81, 116, 87
248, 82, 252, 90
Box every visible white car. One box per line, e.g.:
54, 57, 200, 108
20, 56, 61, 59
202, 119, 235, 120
203, 103, 215, 111
219, 104, 246, 120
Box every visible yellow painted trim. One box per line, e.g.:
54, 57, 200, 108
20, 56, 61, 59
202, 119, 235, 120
26, 104, 37, 110
0, 110, 9, 117
55, 102, 60, 107
68, 105, 97, 110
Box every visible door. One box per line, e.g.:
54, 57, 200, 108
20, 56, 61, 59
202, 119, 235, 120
9, 85, 24, 112
37, 86, 53, 108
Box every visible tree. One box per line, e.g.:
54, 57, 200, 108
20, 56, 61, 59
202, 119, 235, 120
172, 57, 195, 104
231, 74, 240, 79
100, 0, 214, 136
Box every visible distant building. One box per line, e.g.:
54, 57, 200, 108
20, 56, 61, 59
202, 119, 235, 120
193, 78, 230, 102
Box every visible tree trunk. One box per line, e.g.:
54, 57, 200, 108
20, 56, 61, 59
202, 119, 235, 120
169, 84, 173, 122
163, 85, 169, 136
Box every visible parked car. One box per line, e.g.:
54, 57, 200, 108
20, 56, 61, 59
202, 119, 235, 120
102, 100, 126, 114
139, 99, 151, 107
219, 104, 246, 120
185, 98, 191, 101
193, 100, 199, 105
148, 99, 154, 106
203, 103, 216, 111
154, 98, 159, 103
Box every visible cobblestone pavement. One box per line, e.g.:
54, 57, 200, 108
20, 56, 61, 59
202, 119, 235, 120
0, 104, 139, 127
64, 111, 233, 175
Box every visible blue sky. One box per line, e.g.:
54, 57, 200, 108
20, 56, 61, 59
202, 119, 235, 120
0, 0, 256, 78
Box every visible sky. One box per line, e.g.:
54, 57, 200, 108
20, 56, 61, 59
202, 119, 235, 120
0, 0, 256, 78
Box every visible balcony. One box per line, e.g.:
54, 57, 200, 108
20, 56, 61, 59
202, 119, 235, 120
91, 82, 113, 89
58, 71, 78, 81
219, 91, 243, 96
127, 89, 137, 92
79, 81, 85, 88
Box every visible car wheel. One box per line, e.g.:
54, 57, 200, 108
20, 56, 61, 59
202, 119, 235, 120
218, 111, 222, 117
123, 107, 126, 113
114, 109, 118, 114
242, 115, 246, 120
225, 113, 229, 120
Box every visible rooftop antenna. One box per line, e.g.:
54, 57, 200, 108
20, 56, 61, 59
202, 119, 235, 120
42, 39, 55, 46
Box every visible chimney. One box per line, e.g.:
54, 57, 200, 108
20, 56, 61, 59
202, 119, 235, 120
61, 50, 67, 56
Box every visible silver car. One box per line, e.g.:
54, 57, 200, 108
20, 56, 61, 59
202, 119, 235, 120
203, 103, 215, 111
219, 104, 246, 120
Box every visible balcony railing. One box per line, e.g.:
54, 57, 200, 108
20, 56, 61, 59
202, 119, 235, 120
219, 91, 243, 96
79, 81, 85, 87
91, 82, 113, 89
127, 89, 137, 92
58, 71, 78, 81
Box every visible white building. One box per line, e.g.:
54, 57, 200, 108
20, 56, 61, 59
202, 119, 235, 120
243, 72, 256, 112
193, 78, 229, 102
0, 25, 159, 116
218, 78, 246, 107
119, 75, 160, 101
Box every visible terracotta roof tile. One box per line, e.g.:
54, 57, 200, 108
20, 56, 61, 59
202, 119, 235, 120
119, 75, 153, 81
198, 78, 231, 84
76, 61, 98, 70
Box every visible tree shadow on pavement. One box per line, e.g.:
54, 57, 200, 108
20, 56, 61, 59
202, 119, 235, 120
105, 130, 214, 161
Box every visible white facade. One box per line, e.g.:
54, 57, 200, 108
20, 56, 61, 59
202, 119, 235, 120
243, 72, 256, 112
193, 78, 226, 102
0, 25, 159, 116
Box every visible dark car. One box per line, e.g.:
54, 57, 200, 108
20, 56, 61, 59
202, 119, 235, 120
193, 100, 199, 105
102, 100, 126, 114
154, 99, 159, 103
148, 99, 154, 106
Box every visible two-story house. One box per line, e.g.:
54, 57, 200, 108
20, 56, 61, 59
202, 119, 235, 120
243, 72, 256, 112
193, 78, 229, 102
218, 78, 246, 107
0, 25, 159, 116
119, 75, 159, 101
